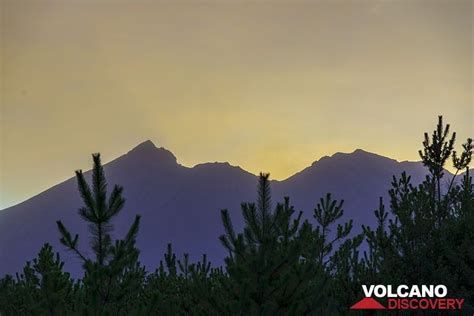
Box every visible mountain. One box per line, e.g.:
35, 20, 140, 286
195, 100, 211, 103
0, 141, 453, 277
272, 149, 432, 232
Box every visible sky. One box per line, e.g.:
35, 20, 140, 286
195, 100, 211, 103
0, 0, 472, 210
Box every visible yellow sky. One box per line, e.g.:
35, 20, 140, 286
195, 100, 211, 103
1, 0, 473, 209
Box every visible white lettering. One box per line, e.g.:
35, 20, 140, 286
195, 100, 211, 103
409, 285, 421, 297
387, 285, 397, 298
434, 285, 447, 298
397, 285, 409, 297
374, 285, 386, 298
421, 285, 433, 297
362, 285, 374, 297
361, 284, 448, 298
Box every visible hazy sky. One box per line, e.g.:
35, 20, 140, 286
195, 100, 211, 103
1, 0, 472, 209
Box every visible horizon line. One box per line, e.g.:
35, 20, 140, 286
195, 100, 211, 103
0, 141, 437, 211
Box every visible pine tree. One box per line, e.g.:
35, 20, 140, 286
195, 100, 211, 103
308, 193, 364, 315
219, 173, 314, 314
419, 115, 456, 204
438, 168, 474, 312
219, 173, 362, 314
0, 243, 74, 316
56, 153, 143, 314
141, 243, 226, 315
364, 115, 473, 313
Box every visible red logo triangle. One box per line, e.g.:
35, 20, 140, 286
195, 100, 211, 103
350, 297, 386, 310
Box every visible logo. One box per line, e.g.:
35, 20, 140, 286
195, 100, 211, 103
350, 285, 464, 311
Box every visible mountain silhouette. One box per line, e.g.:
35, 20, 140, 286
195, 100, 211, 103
0, 141, 458, 276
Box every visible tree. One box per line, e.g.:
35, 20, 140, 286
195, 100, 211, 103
56, 153, 143, 314
0, 244, 75, 316
308, 193, 364, 315
219, 173, 319, 314
219, 173, 362, 315
365, 116, 473, 313
419, 115, 456, 204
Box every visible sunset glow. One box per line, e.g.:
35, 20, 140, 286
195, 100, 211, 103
1, 0, 472, 209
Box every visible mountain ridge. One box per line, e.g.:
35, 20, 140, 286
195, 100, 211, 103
1, 141, 433, 212
0, 140, 468, 277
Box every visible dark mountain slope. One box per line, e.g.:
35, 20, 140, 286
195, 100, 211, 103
0, 142, 446, 276
272, 149, 430, 230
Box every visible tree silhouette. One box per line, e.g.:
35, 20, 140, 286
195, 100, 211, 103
0, 244, 74, 315
365, 116, 474, 313
56, 153, 143, 314
219, 173, 317, 313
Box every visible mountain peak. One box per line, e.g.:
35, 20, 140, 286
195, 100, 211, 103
352, 148, 369, 154
308, 149, 398, 170
127, 140, 178, 165
350, 149, 404, 164
132, 140, 157, 151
